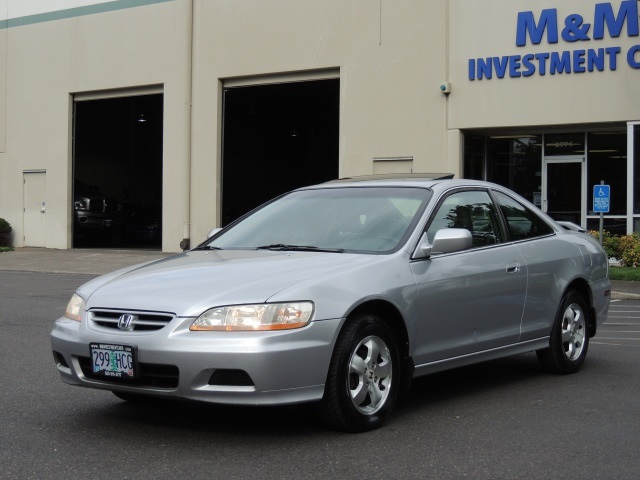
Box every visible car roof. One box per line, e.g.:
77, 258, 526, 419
301, 175, 503, 191
329, 173, 455, 183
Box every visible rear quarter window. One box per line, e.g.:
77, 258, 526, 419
493, 191, 554, 240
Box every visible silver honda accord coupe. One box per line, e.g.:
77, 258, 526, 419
51, 177, 610, 432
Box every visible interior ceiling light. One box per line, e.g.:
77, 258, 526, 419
489, 135, 536, 139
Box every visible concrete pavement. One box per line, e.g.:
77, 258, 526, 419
0, 247, 172, 275
0, 247, 639, 299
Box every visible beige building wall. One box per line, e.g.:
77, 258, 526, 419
1, 0, 636, 251
189, 0, 452, 241
0, 0, 191, 251
1, 0, 454, 251
0, 23, 5, 153
448, 0, 640, 129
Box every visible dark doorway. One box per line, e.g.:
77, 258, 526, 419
73, 94, 163, 248
222, 79, 339, 226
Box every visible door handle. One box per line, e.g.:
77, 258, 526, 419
506, 261, 520, 273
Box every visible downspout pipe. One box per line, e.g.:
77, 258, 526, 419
179, 0, 194, 251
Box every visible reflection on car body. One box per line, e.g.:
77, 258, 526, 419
51, 177, 610, 432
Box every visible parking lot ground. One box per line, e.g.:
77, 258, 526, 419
594, 299, 640, 347
1, 271, 640, 479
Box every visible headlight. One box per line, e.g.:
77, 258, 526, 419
74, 200, 87, 210
190, 302, 314, 331
64, 293, 85, 321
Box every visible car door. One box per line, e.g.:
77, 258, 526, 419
409, 189, 528, 365
491, 190, 567, 341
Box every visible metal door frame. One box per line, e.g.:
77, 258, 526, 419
629, 121, 640, 234
541, 156, 586, 227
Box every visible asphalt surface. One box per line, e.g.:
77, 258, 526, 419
0, 271, 638, 479
0, 247, 639, 300
1, 249, 639, 479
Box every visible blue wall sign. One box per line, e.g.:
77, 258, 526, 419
593, 185, 611, 213
469, 1, 640, 80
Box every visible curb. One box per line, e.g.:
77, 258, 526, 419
611, 292, 640, 300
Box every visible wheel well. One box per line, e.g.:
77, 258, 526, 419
565, 278, 597, 338
349, 300, 413, 389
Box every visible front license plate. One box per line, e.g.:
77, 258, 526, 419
90, 343, 137, 379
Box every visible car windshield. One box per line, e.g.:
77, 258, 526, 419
206, 186, 431, 253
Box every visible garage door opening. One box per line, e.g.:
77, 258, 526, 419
73, 94, 163, 249
222, 79, 339, 226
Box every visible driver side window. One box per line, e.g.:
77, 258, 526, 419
426, 190, 503, 248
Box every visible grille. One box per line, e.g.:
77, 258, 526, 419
90, 310, 174, 331
78, 356, 179, 388
208, 369, 255, 387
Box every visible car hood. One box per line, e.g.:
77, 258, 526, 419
80, 249, 372, 317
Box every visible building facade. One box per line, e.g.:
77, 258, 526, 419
0, 0, 638, 251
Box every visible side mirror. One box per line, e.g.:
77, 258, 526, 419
207, 227, 222, 239
413, 228, 472, 259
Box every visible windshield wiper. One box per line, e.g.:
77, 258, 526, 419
192, 245, 223, 251
256, 244, 344, 253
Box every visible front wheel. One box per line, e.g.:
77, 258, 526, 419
537, 290, 590, 374
319, 314, 400, 432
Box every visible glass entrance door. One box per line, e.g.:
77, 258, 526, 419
542, 157, 586, 227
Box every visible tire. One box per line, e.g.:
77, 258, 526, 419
319, 314, 400, 432
537, 290, 590, 374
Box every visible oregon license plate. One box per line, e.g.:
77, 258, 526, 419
90, 343, 137, 379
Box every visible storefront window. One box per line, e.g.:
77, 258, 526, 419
486, 135, 542, 204
587, 218, 627, 236
587, 131, 626, 215
544, 132, 585, 156
463, 134, 484, 180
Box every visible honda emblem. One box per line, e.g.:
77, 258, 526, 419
117, 314, 137, 331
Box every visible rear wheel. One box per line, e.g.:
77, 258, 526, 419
537, 290, 589, 374
319, 314, 400, 432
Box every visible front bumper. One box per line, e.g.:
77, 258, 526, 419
50, 314, 342, 406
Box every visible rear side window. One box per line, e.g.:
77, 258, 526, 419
493, 191, 554, 240
426, 190, 503, 248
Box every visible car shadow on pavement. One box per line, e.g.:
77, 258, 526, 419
392, 352, 550, 421
103, 395, 326, 436
87, 352, 550, 436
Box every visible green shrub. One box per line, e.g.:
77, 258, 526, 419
590, 230, 640, 267
604, 233, 621, 259
589, 230, 620, 259
0, 218, 11, 247
619, 234, 640, 267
